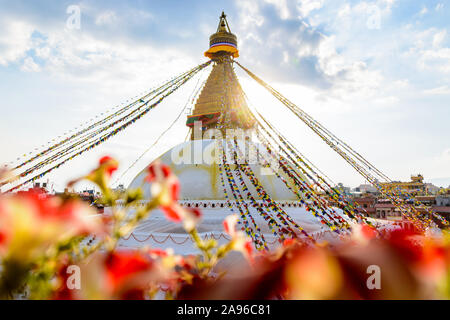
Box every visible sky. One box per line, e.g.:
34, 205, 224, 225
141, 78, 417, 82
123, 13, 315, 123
0, 0, 449, 192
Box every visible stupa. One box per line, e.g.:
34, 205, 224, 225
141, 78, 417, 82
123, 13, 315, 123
121, 13, 345, 252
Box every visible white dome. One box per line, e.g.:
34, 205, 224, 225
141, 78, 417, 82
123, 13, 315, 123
129, 139, 302, 200
121, 139, 354, 253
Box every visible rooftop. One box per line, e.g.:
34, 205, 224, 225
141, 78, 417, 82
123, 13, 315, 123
374, 203, 396, 209
432, 206, 450, 214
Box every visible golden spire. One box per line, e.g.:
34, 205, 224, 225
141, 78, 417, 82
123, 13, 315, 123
187, 13, 254, 139
204, 12, 239, 59
217, 11, 231, 33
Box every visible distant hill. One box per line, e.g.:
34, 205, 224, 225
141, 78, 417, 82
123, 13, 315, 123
427, 177, 450, 188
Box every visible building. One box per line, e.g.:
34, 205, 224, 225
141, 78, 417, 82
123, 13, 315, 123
374, 201, 400, 220
353, 196, 376, 217
415, 196, 436, 206
123, 13, 347, 252
432, 206, 450, 223
336, 183, 351, 196
130, 13, 303, 202
433, 194, 450, 225
17, 182, 49, 197
380, 174, 427, 195
424, 183, 440, 195
436, 195, 450, 206
112, 184, 126, 195
353, 184, 378, 194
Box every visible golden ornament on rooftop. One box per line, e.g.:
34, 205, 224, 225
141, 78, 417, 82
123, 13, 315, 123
204, 11, 239, 59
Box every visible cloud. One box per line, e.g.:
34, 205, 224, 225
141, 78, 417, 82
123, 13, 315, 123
296, 0, 324, 17
0, 7, 196, 90
332, 0, 396, 31
92, 8, 153, 28
407, 28, 450, 74
95, 10, 118, 26
20, 56, 41, 72
234, 0, 383, 103
264, 0, 291, 20
432, 29, 447, 48
423, 85, 450, 95
435, 3, 444, 11
418, 48, 450, 73
0, 19, 34, 66
418, 6, 428, 16
235, 0, 265, 30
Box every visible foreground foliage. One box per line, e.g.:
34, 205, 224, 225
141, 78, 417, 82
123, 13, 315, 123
0, 157, 449, 299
